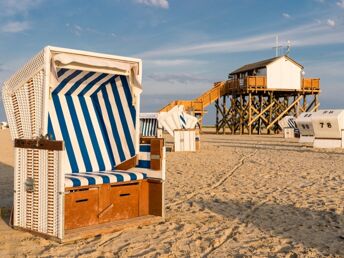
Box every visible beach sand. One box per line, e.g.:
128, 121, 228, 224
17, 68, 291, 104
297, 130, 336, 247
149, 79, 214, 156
0, 128, 343, 257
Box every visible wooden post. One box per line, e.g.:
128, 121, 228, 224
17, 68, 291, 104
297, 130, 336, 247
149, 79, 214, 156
296, 93, 300, 117
303, 95, 307, 113
222, 95, 226, 134
314, 94, 319, 111
240, 94, 243, 135
248, 93, 252, 135
258, 95, 263, 135
231, 96, 235, 135
215, 99, 219, 134
268, 92, 273, 134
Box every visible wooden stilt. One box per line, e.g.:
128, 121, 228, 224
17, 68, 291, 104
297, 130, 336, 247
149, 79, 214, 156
213, 80, 320, 135
215, 99, 219, 134
248, 93, 252, 135
222, 95, 226, 134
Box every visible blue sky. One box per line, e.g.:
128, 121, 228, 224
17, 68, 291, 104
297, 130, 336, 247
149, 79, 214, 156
0, 0, 344, 124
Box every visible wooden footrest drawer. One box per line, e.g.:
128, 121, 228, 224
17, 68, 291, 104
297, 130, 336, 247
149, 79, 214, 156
64, 180, 161, 231
108, 183, 139, 221
65, 187, 99, 230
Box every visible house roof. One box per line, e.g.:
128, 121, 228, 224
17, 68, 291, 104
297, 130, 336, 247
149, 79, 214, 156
229, 55, 303, 75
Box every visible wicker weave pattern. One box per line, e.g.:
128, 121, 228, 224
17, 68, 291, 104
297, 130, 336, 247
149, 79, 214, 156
5, 51, 44, 94
13, 148, 61, 237
4, 70, 45, 140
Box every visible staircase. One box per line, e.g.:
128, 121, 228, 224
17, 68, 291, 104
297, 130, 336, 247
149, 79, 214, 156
159, 81, 230, 115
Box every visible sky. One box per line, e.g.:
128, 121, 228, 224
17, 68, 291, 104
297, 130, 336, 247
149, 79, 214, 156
0, 0, 344, 124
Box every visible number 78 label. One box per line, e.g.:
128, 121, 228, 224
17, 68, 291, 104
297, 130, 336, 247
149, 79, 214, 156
320, 122, 332, 128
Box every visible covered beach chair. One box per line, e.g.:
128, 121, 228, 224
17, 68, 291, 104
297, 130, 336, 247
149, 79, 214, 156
278, 116, 299, 138
158, 105, 199, 151
312, 109, 344, 148
2, 46, 165, 242
295, 112, 315, 143
140, 112, 162, 138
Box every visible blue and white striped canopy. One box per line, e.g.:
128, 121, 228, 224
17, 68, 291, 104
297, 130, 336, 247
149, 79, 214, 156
47, 68, 137, 174
140, 118, 158, 137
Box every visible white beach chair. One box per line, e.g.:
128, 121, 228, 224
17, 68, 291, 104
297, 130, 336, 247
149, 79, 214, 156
157, 105, 199, 151
278, 116, 299, 138
295, 112, 315, 143
2, 46, 166, 242
312, 109, 344, 148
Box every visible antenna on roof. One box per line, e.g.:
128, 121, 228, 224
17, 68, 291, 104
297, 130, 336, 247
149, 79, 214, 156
272, 35, 283, 57
285, 40, 291, 56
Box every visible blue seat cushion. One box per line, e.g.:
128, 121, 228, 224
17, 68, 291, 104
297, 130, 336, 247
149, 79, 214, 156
65, 170, 147, 188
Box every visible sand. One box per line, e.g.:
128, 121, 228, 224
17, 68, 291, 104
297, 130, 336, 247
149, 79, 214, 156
0, 128, 343, 257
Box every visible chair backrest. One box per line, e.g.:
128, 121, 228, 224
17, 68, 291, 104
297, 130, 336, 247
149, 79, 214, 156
47, 68, 137, 173
140, 118, 158, 137
278, 116, 297, 129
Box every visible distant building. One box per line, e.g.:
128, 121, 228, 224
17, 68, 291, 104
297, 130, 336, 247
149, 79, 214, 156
229, 55, 304, 90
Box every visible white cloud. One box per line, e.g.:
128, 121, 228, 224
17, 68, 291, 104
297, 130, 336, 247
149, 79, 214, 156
66, 23, 83, 36
136, 0, 169, 9
138, 21, 344, 58
337, 0, 344, 8
146, 73, 212, 84
0, 0, 43, 16
304, 60, 344, 77
1, 21, 30, 33
65, 23, 118, 38
282, 13, 291, 19
327, 19, 336, 27
145, 59, 205, 67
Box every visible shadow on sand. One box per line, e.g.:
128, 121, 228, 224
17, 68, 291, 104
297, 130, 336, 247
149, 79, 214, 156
198, 199, 344, 256
203, 139, 344, 156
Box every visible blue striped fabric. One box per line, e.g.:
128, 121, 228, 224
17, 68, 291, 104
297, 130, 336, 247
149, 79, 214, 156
65, 170, 147, 188
140, 118, 158, 137
47, 68, 137, 174
180, 114, 186, 129
136, 144, 151, 169
286, 117, 300, 135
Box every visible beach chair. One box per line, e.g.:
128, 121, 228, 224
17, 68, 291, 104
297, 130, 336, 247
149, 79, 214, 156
312, 109, 344, 148
295, 112, 315, 143
278, 116, 299, 138
140, 113, 162, 138
2, 46, 165, 242
158, 105, 200, 151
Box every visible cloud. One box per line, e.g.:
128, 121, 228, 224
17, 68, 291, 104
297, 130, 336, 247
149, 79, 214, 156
135, 0, 169, 9
145, 59, 206, 67
337, 0, 344, 8
304, 60, 344, 77
138, 21, 344, 58
65, 23, 117, 38
282, 13, 291, 19
1, 21, 30, 33
327, 19, 336, 27
146, 73, 212, 84
0, 0, 43, 16
66, 23, 83, 36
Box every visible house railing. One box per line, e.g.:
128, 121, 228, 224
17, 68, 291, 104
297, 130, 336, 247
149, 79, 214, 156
302, 78, 320, 91
223, 76, 320, 91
